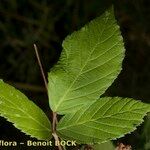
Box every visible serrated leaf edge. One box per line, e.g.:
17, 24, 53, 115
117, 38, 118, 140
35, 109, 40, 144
0, 93, 51, 140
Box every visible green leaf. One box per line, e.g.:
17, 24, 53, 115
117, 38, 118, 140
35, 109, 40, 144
57, 97, 150, 144
93, 141, 115, 150
142, 114, 150, 141
0, 80, 51, 140
142, 114, 150, 150
48, 7, 125, 114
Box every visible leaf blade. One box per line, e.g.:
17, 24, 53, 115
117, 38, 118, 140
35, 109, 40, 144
48, 7, 125, 114
0, 80, 51, 140
57, 97, 150, 144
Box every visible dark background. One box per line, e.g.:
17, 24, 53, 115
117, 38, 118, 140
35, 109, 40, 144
0, 0, 150, 149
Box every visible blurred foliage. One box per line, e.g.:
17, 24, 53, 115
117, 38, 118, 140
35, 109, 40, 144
93, 142, 115, 150
80, 142, 115, 150
0, 0, 112, 83
0, 0, 150, 149
142, 114, 150, 150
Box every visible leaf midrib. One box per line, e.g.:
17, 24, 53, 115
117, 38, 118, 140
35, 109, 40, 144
54, 15, 110, 112
58, 108, 146, 130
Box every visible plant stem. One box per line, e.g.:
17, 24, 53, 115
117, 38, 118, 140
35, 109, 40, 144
33, 44, 63, 150
52, 112, 63, 150
34, 44, 48, 91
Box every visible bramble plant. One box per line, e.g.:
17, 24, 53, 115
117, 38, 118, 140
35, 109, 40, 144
0, 6, 150, 150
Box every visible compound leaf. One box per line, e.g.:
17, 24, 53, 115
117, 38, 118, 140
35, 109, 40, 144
57, 97, 150, 144
0, 80, 51, 140
48, 7, 125, 114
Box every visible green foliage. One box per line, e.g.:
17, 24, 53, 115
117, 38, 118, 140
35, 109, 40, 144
57, 97, 150, 144
0, 6, 150, 148
48, 7, 125, 114
93, 141, 115, 150
141, 114, 150, 150
0, 80, 51, 140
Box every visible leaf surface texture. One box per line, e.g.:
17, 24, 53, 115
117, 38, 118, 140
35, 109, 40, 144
57, 97, 150, 144
48, 7, 125, 114
0, 80, 51, 140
